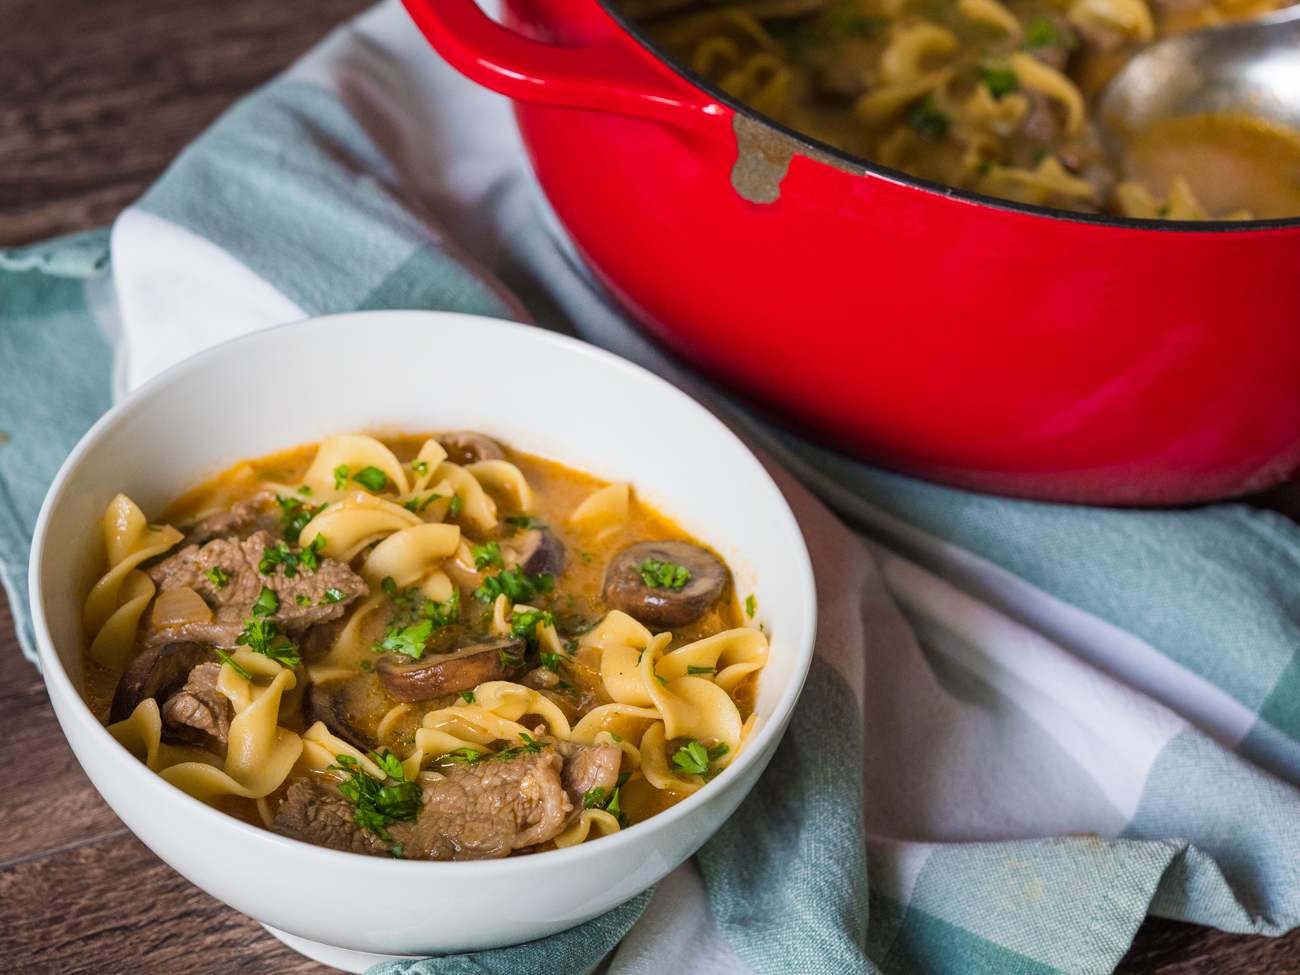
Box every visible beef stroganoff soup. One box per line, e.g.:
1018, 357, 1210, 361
621, 0, 1300, 219
82, 432, 767, 860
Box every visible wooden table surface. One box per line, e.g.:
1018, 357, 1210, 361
2, 0, 1300, 971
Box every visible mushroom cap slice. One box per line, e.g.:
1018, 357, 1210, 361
109, 641, 216, 725
376, 637, 526, 703
602, 540, 728, 628
512, 530, 566, 578
438, 431, 504, 466
303, 684, 376, 753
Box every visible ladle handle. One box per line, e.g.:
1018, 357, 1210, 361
400, 0, 728, 131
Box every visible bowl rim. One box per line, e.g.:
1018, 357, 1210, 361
29, 308, 819, 877
597, 0, 1300, 234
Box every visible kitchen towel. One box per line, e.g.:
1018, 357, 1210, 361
6, 3, 1300, 974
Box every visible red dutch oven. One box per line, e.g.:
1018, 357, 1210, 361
403, 0, 1300, 506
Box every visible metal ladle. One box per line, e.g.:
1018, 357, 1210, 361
1098, 3, 1300, 149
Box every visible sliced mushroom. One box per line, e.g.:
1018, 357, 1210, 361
438, 431, 504, 466
511, 530, 566, 578
377, 637, 526, 703
303, 684, 376, 753
602, 541, 728, 628
110, 641, 215, 724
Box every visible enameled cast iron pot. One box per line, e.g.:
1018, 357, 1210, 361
402, 0, 1300, 506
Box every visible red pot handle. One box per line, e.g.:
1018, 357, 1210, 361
401, 0, 728, 131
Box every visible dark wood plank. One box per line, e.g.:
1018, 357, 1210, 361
0, 590, 125, 867
1118, 918, 1300, 975
0, 831, 336, 974
0, 0, 373, 245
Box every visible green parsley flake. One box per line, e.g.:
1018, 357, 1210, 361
383, 619, 433, 659
459, 690, 476, 704
503, 515, 548, 536
253, 586, 279, 617
296, 594, 310, 606
412, 460, 429, 476
978, 66, 1019, 97
474, 569, 554, 605
671, 740, 729, 781
333, 465, 350, 490
382, 576, 398, 597
610, 733, 624, 743
319, 587, 347, 606
359, 659, 374, 672
472, 541, 504, 571
510, 608, 555, 650
276, 495, 327, 543
215, 647, 251, 680
402, 492, 442, 515
1022, 16, 1076, 49
540, 651, 562, 673
297, 485, 313, 496
448, 494, 463, 518
745, 594, 757, 618
204, 566, 230, 591
907, 94, 949, 139
329, 750, 422, 842
640, 560, 690, 591
580, 552, 592, 564
351, 466, 389, 492
687, 665, 716, 675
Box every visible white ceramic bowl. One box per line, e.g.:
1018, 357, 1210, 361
29, 311, 816, 966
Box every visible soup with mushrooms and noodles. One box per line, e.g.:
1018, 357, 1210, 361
620, 0, 1300, 220
82, 431, 766, 860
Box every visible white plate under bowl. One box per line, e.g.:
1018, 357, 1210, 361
29, 310, 817, 958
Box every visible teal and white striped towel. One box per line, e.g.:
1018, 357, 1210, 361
6, 2, 1300, 972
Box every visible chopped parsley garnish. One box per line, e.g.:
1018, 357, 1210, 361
671, 740, 730, 781
472, 541, 504, 571
611, 733, 623, 743
390, 843, 405, 859
296, 594, 310, 606
640, 560, 690, 591
494, 732, 546, 761
214, 647, 251, 680
359, 659, 374, 672
402, 492, 442, 514
1022, 16, 1076, 49
204, 566, 230, 591
236, 589, 301, 668
907, 94, 949, 139
382, 576, 397, 597
511, 608, 554, 650
459, 690, 476, 704
252, 585, 279, 617
298, 534, 326, 572
448, 494, 462, 518
745, 594, 756, 618
297, 485, 313, 496
445, 747, 482, 763
351, 466, 389, 492
424, 589, 460, 630
411, 460, 429, 477
583, 774, 631, 828
978, 66, 1019, 97
540, 651, 562, 672
655, 673, 668, 687
319, 587, 347, 605
474, 568, 554, 605
276, 495, 327, 542
687, 665, 716, 675
503, 515, 548, 536
382, 619, 433, 659
333, 465, 349, 490
329, 750, 422, 842
580, 552, 592, 564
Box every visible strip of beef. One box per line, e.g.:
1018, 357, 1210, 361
185, 492, 279, 546
552, 740, 622, 823
160, 662, 231, 756
273, 778, 392, 856
144, 529, 367, 647
387, 749, 571, 860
